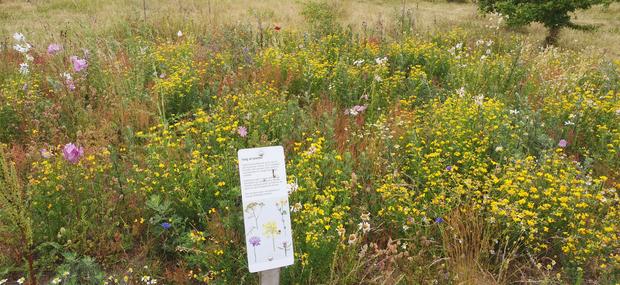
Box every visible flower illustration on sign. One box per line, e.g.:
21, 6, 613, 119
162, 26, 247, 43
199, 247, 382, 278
263, 221, 280, 252
248, 236, 261, 262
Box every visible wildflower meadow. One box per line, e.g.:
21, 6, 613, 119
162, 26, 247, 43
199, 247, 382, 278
0, 0, 619, 284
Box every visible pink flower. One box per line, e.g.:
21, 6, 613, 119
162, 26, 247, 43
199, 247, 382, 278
558, 139, 568, 148
238, 126, 248, 137
63, 143, 84, 164
70, 56, 88, 72
47, 43, 63, 55
344, 104, 368, 116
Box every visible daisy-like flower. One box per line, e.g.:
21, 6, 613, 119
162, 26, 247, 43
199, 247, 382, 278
13, 32, 26, 42
13, 43, 31, 53
19, 62, 29, 75
358, 222, 371, 234
237, 126, 248, 137
177, 30, 183, 37
17, 277, 25, 284
375, 56, 388, 65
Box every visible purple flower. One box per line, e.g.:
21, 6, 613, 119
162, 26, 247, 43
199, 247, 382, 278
70, 56, 88, 72
558, 139, 568, 148
40, 148, 52, 159
435, 217, 444, 223
66, 79, 76, 91
161, 222, 172, 230
249, 236, 261, 247
62, 143, 84, 164
47, 43, 63, 55
238, 126, 248, 138
445, 165, 452, 171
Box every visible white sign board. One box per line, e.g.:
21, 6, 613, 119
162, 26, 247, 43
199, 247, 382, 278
238, 146, 294, 273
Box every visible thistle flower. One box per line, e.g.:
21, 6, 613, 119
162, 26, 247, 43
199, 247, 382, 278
70, 56, 88, 72
63, 143, 84, 164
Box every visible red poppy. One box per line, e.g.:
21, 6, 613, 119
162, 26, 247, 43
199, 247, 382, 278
274, 24, 281, 31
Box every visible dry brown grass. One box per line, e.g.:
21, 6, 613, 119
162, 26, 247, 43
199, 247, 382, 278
1, 0, 619, 58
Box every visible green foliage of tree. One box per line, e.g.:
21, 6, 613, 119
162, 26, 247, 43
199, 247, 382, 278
478, 0, 617, 45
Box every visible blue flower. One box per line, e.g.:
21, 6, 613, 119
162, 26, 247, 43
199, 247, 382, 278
161, 222, 172, 230
435, 217, 444, 223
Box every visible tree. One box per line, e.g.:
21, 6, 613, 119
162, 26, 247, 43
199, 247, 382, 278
478, 0, 616, 45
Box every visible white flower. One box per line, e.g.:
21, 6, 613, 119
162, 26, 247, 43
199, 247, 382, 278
13, 43, 31, 53
456, 87, 466, 97
19, 62, 29, 75
486, 49, 492, 55
495, 146, 503, 152
51, 277, 61, 284
474, 95, 485, 106
358, 221, 371, 233
455, 42, 463, 50
0, 279, 7, 285
25, 54, 34, 61
62, 271, 70, 277
486, 40, 494, 47
13, 32, 25, 42
177, 30, 183, 37
291, 202, 302, 212
374, 56, 388, 65
564, 120, 575, 126
62, 72, 73, 80
402, 225, 409, 231
286, 182, 299, 193
17, 277, 25, 284
374, 74, 382, 82
509, 109, 519, 115
353, 59, 364, 66
475, 39, 485, 46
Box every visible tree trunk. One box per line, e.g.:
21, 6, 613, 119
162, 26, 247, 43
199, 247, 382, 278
544, 26, 561, 47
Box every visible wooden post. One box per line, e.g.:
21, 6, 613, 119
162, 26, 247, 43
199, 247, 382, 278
259, 268, 280, 285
